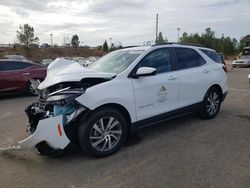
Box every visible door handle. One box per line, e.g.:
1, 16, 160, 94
168, 75, 178, 80
22, 72, 30, 75
203, 69, 210, 73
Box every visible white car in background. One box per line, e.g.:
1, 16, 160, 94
19, 43, 228, 157
84, 56, 99, 67
232, 47, 250, 68
73, 57, 87, 66
3, 55, 26, 60
41, 59, 53, 66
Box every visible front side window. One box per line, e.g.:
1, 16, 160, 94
89, 50, 144, 74
174, 48, 206, 70
1, 61, 31, 71
200, 49, 222, 63
138, 48, 173, 73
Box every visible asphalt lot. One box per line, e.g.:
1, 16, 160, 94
0, 61, 250, 188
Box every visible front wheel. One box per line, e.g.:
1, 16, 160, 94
77, 108, 128, 157
198, 87, 222, 119
27, 81, 38, 96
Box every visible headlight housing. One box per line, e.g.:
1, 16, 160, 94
46, 88, 85, 105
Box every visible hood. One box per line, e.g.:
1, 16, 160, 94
38, 58, 116, 89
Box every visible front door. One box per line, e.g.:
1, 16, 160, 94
131, 48, 179, 121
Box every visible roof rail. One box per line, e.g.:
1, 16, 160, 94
122, 45, 141, 49
152, 42, 205, 47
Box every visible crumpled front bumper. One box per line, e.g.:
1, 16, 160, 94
18, 115, 70, 150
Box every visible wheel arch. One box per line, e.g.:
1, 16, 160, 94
206, 84, 223, 100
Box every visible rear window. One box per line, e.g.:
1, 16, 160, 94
242, 48, 250, 56
0, 61, 32, 71
174, 48, 206, 70
200, 49, 222, 63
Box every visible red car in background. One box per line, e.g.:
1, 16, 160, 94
0, 60, 47, 95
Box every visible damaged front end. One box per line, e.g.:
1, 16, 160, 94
18, 58, 115, 155
18, 81, 88, 155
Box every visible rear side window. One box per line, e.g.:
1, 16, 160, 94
138, 48, 173, 73
174, 48, 206, 70
200, 49, 222, 63
1, 61, 32, 71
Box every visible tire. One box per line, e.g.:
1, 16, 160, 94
77, 107, 128, 157
36, 141, 63, 157
27, 81, 38, 96
198, 87, 222, 119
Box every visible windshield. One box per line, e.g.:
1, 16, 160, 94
89, 50, 144, 74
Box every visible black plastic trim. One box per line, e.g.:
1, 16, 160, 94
131, 102, 203, 133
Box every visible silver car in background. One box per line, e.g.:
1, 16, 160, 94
232, 47, 250, 68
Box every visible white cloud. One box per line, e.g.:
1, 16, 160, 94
0, 0, 249, 46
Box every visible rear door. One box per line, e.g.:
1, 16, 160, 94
131, 48, 179, 121
173, 47, 212, 108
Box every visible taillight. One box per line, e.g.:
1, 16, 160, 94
222, 65, 227, 73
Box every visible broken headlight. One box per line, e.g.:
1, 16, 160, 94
46, 88, 85, 105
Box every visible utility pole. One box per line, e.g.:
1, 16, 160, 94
156, 14, 159, 42
50, 33, 53, 46
177, 28, 181, 42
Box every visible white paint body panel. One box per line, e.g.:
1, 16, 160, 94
131, 72, 179, 121
18, 115, 70, 150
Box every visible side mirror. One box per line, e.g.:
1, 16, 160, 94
135, 67, 156, 77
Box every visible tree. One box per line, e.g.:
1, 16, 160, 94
238, 34, 250, 51
71, 34, 80, 48
16, 24, 39, 55
179, 28, 238, 55
109, 42, 116, 51
155, 32, 166, 44
103, 40, 109, 52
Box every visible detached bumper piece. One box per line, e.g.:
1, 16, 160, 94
18, 115, 70, 152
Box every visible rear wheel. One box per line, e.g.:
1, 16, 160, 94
198, 87, 222, 119
77, 108, 127, 157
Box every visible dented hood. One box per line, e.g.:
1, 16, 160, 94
38, 58, 115, 89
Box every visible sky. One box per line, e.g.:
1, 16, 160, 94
0, 0, 249, 46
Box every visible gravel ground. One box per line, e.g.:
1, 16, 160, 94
0, 60, 249, 188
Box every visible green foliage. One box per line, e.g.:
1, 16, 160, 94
109, 42, 123, 52
16, 24, 39, 55
238, 35, 250, 51
71, 34, 80, 48
155, 32, 167, 44
103, 40, 109, 52
109, 43, 115, 51
97, 45, 103, 50
179, 28, 239, 55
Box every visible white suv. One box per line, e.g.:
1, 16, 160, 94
19, 43, 228, 157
